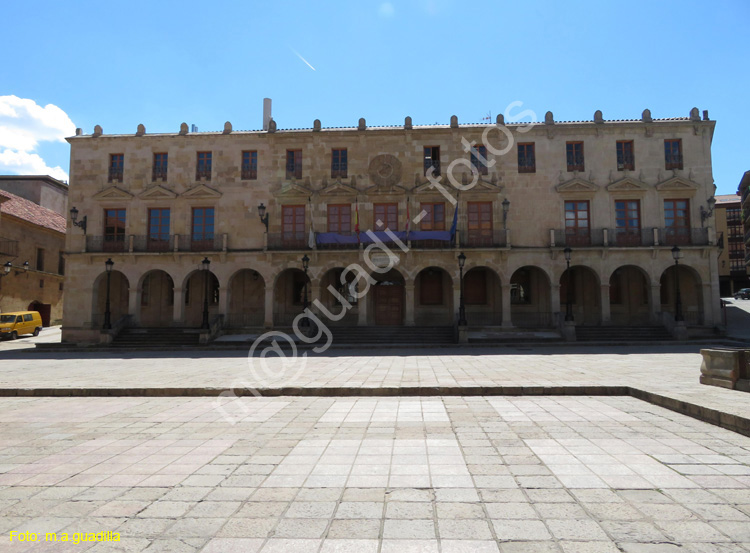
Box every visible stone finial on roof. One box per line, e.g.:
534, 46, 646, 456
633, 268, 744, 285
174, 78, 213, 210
703, 110, 709, 121
544, 111, 554, 125
268, 119, 277, 133
496, 114, 505, 125
313, 119, 321, 132
136, 124, 146, 136
358, 118, 366, 131
594, 110, 604, 124
223, 121, 232, 134
179, 122, 189, 135
689, 107, 700, 121
93, 125, 103, 137
75, 128, 82, 136
641, 109, 652, 123
450, 115, 458, 128
404, 116, 412, 130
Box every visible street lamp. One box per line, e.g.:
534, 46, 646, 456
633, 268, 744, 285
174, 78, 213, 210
1, 261, 11, 277
700, 196, 717, 227
201, 257, 211, 329
563, 247, 574, 322
458, 252, 467, 326
257, 203, 269, 231
671, 246, 684, 322
69, 206, 87, 234
103, 258, 114, 329
502, 198, 510, 230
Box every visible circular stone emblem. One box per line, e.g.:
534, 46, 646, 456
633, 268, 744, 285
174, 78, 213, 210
369, 154, 402, 187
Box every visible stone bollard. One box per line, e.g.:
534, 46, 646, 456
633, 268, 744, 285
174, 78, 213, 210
700, 349, 740, 389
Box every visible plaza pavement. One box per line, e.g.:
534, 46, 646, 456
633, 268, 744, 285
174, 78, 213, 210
0, 304, 749, 551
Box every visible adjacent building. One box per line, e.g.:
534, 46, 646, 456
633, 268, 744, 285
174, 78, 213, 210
715, 193, 749, 296
740, 171, 750, 271
0, 176, 68, 325
62, 105, 720, 344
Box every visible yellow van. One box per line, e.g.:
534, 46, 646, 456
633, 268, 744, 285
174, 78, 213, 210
0, 311, 43, 340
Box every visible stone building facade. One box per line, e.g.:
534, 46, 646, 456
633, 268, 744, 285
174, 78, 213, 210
0, 178, 67, 325
715, 194, 749, 296
62, 107, 720, 344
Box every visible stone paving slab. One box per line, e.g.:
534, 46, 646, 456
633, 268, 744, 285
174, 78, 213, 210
1, 346, 749, 436
0, 396, 749, 552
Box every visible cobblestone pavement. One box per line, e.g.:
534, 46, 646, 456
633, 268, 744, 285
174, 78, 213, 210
2, 345, 749, 425
1, 396, 749, 552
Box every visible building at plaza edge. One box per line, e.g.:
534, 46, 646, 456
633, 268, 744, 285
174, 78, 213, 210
61, 102, 720, 344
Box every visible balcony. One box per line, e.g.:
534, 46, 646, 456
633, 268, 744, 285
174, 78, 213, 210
518, 155, 536, 173
609, 228, 655, 247
195, 168, 212, 181
616, 153, 635, 171
424, 160, 441, 177
86, 235, 127, 253
152, 168, 168, 181
463, 229, 507, 248
566, 154, 584, 173
316, 232, 359, 250
108, 168, 123, 182
267, 232, 311, 251
241, 164, 257, 180
665, 153, 683, 171
0, 237, 19, 257
133, 235, 174, 252
176, 234, 224, 252
657, 227, 709, 246
553, 228, 604, 247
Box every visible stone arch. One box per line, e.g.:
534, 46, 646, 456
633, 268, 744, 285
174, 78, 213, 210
318, 267, 359, 326
414, 266, 454, 326
510, 266, 552, 327
368, 268, 406, 326
660, 263, 704, 325
227, 269, 265, 328
183, 269, 220, 327
609, 265, 651, 325
91, 270, 130, 328
559, 265, 601, 325
139, 269, 174, 327
274, 268, 311, 326
463, 266, 502, 326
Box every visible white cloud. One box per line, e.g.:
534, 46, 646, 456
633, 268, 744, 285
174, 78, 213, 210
0, 95, 75, 181
378, 2, 395, 17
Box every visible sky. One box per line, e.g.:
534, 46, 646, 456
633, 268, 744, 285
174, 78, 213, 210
1, 0, 748, 194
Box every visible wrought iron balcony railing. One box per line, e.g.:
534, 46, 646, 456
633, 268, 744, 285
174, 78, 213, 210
566, 154, 585, 172
132, 235, 175, 252
463, 229, 507, 248
195, 168, 212, 181
267, 232, 311, 251
553, 228, 604, 247
658, 227, 709, 246
665, 153, 683, 170
108, 168, 123, 182
517, 155, 536, 173
241, 164, 257, 180
616, 153, 635, 171
86, 235, 127, 253
152, 168, 168, 181
176, 234, 224, 252
424, 160, 441, 176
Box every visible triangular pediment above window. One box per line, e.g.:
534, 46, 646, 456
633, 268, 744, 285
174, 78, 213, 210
471, 177, 505, 193
138, 185, 177, 200
606, 177, 649, 192
180, 184, 222, 199
93, 186, 134, 201
655, 176, 700, 191
318, 180, 358, 197
276, 181, 313, 198
555, 178, 599, 194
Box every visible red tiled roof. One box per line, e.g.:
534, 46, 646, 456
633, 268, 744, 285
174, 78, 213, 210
0, 190, 66, 234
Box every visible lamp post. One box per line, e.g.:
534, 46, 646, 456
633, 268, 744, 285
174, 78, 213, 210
103, 258, 114, 329
257, 203, 269, 231
502, 198, 510, 230
671, 246, 684, 322
563, 247, 574, 322
700, 196, 717, 227
458, 252, 467, 326
69, 207, 87, 234
201, 257, 211, 329
301, 254, 310, 330
1, 261, 10, 277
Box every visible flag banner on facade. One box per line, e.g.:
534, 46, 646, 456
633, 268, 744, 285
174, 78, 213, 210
355, 200, 360, 243
450, 204, 458, 237
316, 231, 407, 245
405, 199, 410, 240
407, 230, 452, 241
308, 197, 315, 249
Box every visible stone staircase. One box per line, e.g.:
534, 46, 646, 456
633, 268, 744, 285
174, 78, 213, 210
111, 327, 201, 347
329, 326, 456, 346
575, 325, 673, 342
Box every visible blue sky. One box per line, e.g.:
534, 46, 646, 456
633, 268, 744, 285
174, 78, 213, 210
1, 0, 748, 194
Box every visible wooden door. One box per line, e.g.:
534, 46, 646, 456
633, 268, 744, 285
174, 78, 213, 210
374, 285, 403, 325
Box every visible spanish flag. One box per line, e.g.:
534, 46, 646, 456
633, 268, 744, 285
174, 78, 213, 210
354, 199, 360, 243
